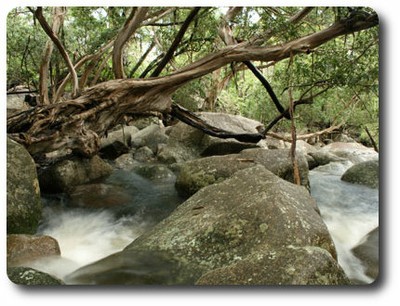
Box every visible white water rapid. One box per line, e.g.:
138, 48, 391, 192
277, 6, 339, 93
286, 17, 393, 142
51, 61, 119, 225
309, 161, 379, 284
29, 160, 378, 284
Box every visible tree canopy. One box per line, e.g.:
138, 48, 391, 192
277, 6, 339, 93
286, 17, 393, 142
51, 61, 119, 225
7, 7, 379, 156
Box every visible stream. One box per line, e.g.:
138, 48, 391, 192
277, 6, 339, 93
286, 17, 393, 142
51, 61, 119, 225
309, 161, 379, 284
30, 160, 378, 284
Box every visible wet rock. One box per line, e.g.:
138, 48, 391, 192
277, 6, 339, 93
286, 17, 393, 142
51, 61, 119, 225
99, 140, 130, 160
65, 249, 192, 285
308, 151, 346, 167
100, 125, 139, 149
7, 234, 60, 267
175, 148, 309, 197
158, 113, 264, 164
7, 267, 64, 285
7, 138, 42, 234
38, 155, 113, 193
133, 164, 175, 182
196, 246, 349, 285
114, 153, 139, 170
131, 124, 169, 154
72, 166, 348, 285
341, 160, 379, 189
133, 146, 155, 162
318, 142, 378, 164
352, 227, 379, 280
200, 139, 258, 157
69, 183, 132, 208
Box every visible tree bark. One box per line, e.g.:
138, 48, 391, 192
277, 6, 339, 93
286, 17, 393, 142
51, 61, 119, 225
37, 7, 65, 105
112, 7, 149, 79
150, 7, 201, 77
34, 7, 79, 98
7, 12, 378, 158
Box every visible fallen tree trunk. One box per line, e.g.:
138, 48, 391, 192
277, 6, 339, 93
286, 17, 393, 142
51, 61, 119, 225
7, 12, 378, 158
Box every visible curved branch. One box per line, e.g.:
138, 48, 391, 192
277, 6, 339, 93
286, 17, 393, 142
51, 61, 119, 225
112, 7, 149, 79
150, 7, 201, 77
34, 7, 79, 98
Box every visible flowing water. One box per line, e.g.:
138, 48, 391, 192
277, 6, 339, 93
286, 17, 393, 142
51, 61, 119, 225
309, 161, 379, 284
30, 165, 184, 282
29, 160, 378, 284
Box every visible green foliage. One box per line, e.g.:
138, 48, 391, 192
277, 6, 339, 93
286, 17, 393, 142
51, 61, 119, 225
7, 8, 47, 88
6, 6, 379, 146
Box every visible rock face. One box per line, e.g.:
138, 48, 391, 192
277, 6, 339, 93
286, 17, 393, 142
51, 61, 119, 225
158, 113, 264, 164
351, 227, 379, 280
7, 138, 42, 234
38, 155, 113, 193
317, 142, 378, 164
7, 234, 61, 267
7, 267, 64, 285
175, 148, 309, 197
69, 183, 132, 208
100, 125, 139, 149
131, 124, 169, 154
341, 160, 379, 189
66, 165, 349, 285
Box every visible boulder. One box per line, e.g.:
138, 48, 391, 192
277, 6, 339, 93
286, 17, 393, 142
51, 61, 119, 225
157, 122, 204, 164
131, 124, 169, 154
7, 234, 61, 267
133, 164, 176, 182
114, 153, 139, 170
318, 142, 378, 164
351, 227, 379, 280
99, 140, 130, 160
69, 183, 132, 208
7, 138, 42, 234
7, 86, 32, 116
196, 246, 348, 285
175, 148, 309, 197
7, 267, 64, 285
99, 125, 139, 160
66, 166, 348, 285
308, 151, 346, 167
38, 155, 113, 193
100, 125, 139, 148
341, 160, 379, 189
158, 113, 264, 164
133, 146, 156, 162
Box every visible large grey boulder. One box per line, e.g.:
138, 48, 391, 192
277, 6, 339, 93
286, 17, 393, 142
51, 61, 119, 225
158, 113, 264, 163
66, 165, 348, 285
7, 138, 42, 234
175, 148, 309, 197
38, 155, 113, 193
341, 160, 379, 189
317, 142, 378, 164
157, 122, 205, 164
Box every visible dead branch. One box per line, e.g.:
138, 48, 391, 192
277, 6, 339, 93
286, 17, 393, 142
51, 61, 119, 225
267, 123, 344, 142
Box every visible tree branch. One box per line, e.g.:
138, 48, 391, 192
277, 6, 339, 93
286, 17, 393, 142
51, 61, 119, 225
34, 7, 79, 98
150, 7, 201, 77
112, 7, 149, 79
7, 11, 378, 157
171, 104, 264, 143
